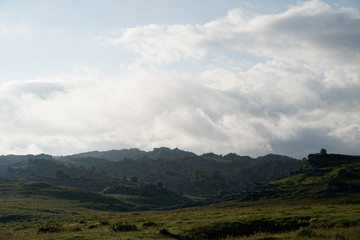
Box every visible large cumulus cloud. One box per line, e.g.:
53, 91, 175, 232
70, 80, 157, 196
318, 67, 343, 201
1, 0, 359, 157
114, 1, 360, 67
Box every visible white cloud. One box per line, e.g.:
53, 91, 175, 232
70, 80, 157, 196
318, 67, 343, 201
102, 0, 360, 68
1, 60, 358, 157
106, 24, 206, 64
1, 1, 359, 157
205, 0, 360, 68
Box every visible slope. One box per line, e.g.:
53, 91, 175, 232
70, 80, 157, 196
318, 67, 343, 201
235, 151, 360, 204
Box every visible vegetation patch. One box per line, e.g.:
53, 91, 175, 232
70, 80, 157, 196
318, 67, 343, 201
37, 221, 63, 233
142, 221, 158, 227
99, 219, 110, 225
182, 217, 310, 240
0, 214, 33, 223
109, 221, 138, 231
159, 228, 181, 239
297, 227, 315, 237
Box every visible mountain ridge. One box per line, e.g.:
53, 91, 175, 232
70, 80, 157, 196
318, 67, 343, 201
0, 147, 304, 197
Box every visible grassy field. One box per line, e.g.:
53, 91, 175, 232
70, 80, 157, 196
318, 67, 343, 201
1, 186, 360, 240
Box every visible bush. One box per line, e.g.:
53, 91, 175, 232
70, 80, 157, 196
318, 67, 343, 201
99, 219, 110, 225
159, 228, 179, 238
38, 222, 63, 233
109, 221, 137, 232
142, 221, 158, 227
297, 227, 314, 237
309, 217, 329, 228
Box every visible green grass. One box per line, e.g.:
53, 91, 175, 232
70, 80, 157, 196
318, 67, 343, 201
1, 188, 360, 240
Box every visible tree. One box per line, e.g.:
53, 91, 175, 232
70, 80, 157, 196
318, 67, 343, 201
320, 148, 327, 155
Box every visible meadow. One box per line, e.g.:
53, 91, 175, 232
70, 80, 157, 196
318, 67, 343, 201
1, 186, 359, 240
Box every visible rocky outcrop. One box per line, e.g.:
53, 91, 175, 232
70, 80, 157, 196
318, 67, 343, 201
307, 153, 359, 169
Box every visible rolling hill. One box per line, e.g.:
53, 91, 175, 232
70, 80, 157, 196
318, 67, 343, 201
224, 151, 360, 204
0, 147, 304, 197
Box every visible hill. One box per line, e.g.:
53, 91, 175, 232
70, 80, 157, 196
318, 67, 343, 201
228, 151, 360, 204
57, 147, 196, 161
0, 147, 304, 197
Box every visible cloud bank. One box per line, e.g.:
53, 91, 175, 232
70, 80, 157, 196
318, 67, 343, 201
1, 0, 359, 158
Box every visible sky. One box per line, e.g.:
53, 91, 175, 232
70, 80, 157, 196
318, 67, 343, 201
0, 0, 359, 158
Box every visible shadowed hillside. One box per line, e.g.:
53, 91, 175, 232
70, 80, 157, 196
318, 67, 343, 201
229, 150, 360, 203
0, 147, 304, 197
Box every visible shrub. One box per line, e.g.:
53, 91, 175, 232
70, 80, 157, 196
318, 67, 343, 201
159, 228, 179, 238
37, 222, 63, 233
109, 221, 137, 232
297, 227, 314, 237
309, 217, 326, 228
142, 221, 158, 227
99, 219, 110, 225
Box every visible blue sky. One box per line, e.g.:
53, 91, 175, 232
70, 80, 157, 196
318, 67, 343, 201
0, 0, 359, 157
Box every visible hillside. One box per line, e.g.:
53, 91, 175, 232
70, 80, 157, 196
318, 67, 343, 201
231, 151, 360, 204
0, 147, 304, 197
